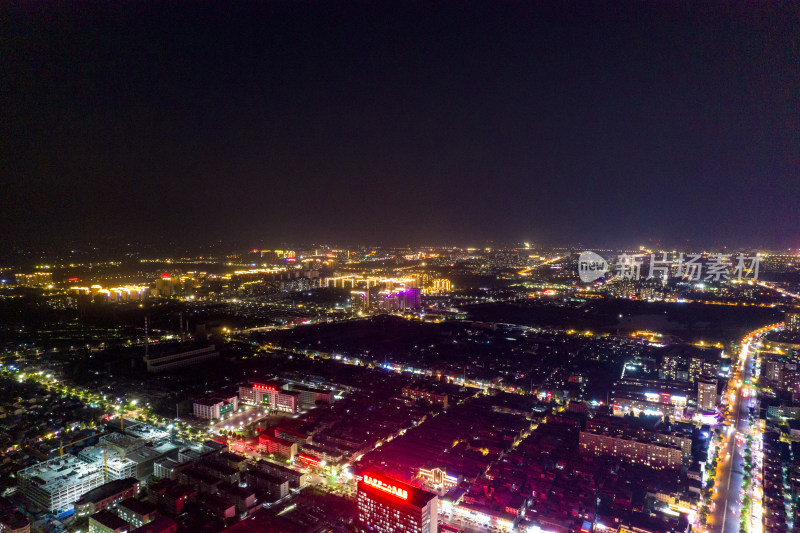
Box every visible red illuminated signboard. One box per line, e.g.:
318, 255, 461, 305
297, 454, 320, 467
254, 384, 276, 391
363, 475, 408, 500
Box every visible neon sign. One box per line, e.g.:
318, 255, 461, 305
297, 454, 320, 467
363, 475, 408, 500
254, 384, 276, 391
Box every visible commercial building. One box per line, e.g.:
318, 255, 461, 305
611, 378, 695, 418
418, 467, 459, 491
238, 382, 299, 413
696, 376, 718, 412
193, 395, 239, 420
143, 344, 219, 373
299, 443, 343, 465
17, 456, 104, 513
357, 472, 437, 533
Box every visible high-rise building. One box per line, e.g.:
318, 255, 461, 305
430, 278, 452, 293
14, 272, 53, 287
786, 311, 800, 335
351, 290, 369, 313
696, 376, 718, 412
660, 346, 721, 383
402, 288, 421, 310
761, 356, 800, 395
357, 472, 437, 533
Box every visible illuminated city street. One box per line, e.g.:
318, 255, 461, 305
707, 325, 779, 533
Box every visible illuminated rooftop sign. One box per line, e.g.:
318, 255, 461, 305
254, 384, 277, 391
363, 475, 408, 500
297, 454, 321, 467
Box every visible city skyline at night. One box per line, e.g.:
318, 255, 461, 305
1, 2, 799, 533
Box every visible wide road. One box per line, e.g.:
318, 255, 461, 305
708, 335, 758, 533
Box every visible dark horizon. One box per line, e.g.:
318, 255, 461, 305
2, 2, 798, 249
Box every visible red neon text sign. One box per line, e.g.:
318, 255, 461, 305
297, 454, 320, 467
363, 475, 408, 500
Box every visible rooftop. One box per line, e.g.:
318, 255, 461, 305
358, 471, 436, 509
90, 509, 129, 530
131, 514, 177, 533
117, 497, 157, 517
75, 478, 139, 505
18, 455, 102, 491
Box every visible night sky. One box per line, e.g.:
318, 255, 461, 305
2, 2, 798, 249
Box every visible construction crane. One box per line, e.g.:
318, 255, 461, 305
102, 442, 109, 482
53, 430, 109, 456
53, 433, 112, 481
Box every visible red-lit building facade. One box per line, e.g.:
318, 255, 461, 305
258, 434, 297, 459
357, 472, 437, 533
238, 382, 300, 413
